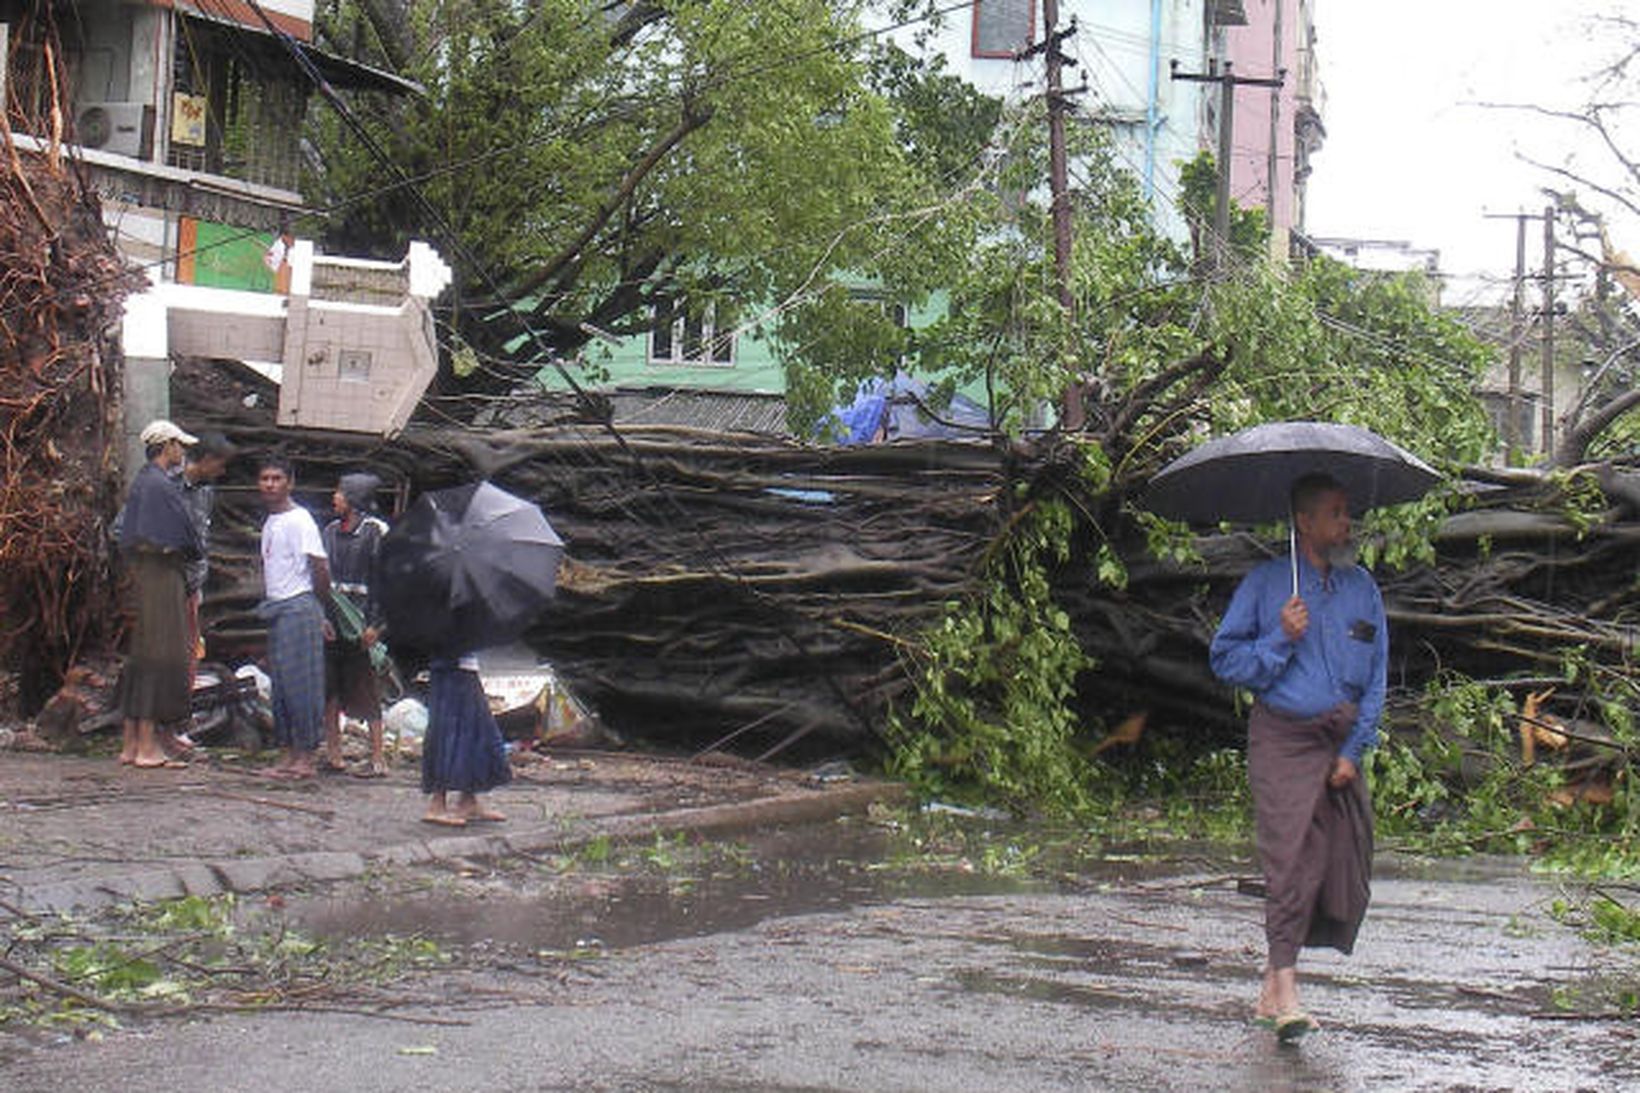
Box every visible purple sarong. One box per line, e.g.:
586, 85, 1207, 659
1248, 701, 1374, 968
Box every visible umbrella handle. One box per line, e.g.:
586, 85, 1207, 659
1290, 521, 1299, 599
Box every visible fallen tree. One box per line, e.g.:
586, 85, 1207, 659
171, 357, 1640, 767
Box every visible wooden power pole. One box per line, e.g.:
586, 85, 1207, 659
1541, 205, 1556, 459
1171, 60, 1283, 265
1026, 1, 1083, 426
1485, 210, 1537, 460
1266, 0, 1284, 260
1042, 0, 1074, 323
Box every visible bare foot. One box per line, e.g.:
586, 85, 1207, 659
422, 810, 467, 827
133, 756, 189, 770
455, 793, 505, 823
1255, 966, 1281, 1020
1266, 966, 1302, 1017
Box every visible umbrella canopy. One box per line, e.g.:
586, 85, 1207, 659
377, 481, 564, 656
1142, 421, 1442, 527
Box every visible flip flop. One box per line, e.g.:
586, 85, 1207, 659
1252, 1015, 1277, 1030
1274, 1012, 1318, 1044
132, 758, 190, 770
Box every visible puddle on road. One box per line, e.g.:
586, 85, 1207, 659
951, 967, 1132, 1008
292, 820, 1062, 953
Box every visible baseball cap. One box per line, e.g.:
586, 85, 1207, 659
140, 420, 199, 447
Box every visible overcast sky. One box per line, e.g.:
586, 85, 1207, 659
1305, 1, 1633, 304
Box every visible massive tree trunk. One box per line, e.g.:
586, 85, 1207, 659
172, 357, 1640, 760
0, 129, 143, 714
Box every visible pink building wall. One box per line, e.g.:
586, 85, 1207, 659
1221, 0, 1319, 249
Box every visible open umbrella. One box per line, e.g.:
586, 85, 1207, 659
377, 481, 564, 655
1142, 421, 1442, 593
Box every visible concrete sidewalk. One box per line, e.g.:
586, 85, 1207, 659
0, 751, 903, 914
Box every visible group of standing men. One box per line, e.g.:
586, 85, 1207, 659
116, 420, 389, 780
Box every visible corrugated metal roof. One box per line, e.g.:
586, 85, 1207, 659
608, 388, 790, 434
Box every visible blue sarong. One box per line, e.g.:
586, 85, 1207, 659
261, 592, 325, 751
421, 661, 513, 795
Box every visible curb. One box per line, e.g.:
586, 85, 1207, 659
15, 780, 907, 915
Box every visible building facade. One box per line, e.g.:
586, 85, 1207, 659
3, 1, 411, 279
1219, 0, 1324, 260
3, 2, 445, 455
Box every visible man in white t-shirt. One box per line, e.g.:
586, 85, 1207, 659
258, 456, 331, 780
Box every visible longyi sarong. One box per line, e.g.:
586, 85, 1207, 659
1248, 701, 1374, 969
421, 661, 513, 796
261, 592, 325, 752
116, 552, 192, 724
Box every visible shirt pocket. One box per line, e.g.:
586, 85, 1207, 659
1337, 617, 1377, 693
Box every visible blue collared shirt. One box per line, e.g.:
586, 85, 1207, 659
1209, 553, 1388, 764
119, 461, 204, 559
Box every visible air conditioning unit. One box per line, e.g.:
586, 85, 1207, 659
76, 102, 152, 158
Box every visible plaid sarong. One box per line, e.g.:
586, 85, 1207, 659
263, 592, 325, 751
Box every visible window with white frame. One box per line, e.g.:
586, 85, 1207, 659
649, 297, 736, 367
849, 288, 909, 330
972, 0, 1034, 59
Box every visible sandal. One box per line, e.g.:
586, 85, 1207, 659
1274, 1012, 1318, 1044
132, 758, 190, 770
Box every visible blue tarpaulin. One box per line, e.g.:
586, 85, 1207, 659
824, 373, 991, 445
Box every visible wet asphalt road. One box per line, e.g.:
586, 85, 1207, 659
7, 835, 1638, 1092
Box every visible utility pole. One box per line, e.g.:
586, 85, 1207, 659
1484, 211, 1537, 461
1214, 61, 1235, 254
1024, 1, 1083, 426
1266, 0, 1284, 247
1171, 60, 1283, 265
1541, 204, 1557, 459
1041, 0, 1074, 326
1508, 214, 1528, 459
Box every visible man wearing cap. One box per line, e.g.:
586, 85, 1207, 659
167, 432, 237, 746
117, 420, 205, 769
322, 473, 390, 777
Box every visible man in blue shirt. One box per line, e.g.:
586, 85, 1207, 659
1210, 472, 1384, 1041
116, 420, 205, 769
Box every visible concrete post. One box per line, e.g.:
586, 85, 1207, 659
121, 290, 170, 483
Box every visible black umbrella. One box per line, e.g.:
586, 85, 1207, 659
378, 481, 564, 655
1142, 421, 1442, 593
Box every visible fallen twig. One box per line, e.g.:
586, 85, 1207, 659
0, 952, 136, 1014
186, 1001, 471, 1027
